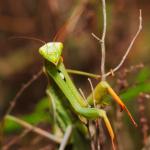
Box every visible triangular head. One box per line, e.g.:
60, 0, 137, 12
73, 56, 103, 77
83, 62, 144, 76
39, 42, 63, 65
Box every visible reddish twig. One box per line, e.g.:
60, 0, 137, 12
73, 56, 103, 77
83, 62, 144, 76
5, 69, 43, 116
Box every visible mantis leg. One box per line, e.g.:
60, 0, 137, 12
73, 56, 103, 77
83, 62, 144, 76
67, 69, 100, 79
107, 85, 137, 127
87, 81, 137, 127
46, 85, 72, 133
71, 104, 115, 147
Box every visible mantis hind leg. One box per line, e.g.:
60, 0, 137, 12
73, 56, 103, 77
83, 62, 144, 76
72, 105, 115, 149
98, 109, 116, 150
98, 109, 115, 141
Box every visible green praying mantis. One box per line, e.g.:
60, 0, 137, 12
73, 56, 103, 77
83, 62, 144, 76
3, 1, 142, 149
38, 41, 137, 149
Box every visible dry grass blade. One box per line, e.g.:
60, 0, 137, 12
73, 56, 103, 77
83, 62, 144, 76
6, 115, 62, 144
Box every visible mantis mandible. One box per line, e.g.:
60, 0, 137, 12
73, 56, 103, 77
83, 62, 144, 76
39, 42, 137, 149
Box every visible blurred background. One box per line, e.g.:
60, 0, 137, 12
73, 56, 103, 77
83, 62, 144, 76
0, 0, 150, 150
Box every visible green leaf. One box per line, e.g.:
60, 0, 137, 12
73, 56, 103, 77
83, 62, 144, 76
35, 97, 50, 112
4, 97, 51, 133
121, 82, 150, 102
135, 67, 150, 83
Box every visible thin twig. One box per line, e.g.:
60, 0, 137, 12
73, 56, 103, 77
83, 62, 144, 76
92, 10, 142, 79
88, 78, 96, 107
87, 121, 96, 150
92, 0, 107, 80
79, 88, 87, 102
100, 0, 107, 81
91, 33, 102, 43
101, 0, 107, 42
5, 69, 43, 116
87, 78, 103, 149
5, 115, 62, 144
105, 9, 142, 77
58, 125, 72, 150
2, 129, 30, 150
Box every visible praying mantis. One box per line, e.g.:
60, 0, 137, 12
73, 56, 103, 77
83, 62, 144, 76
38, 41, 137, 149
3, 1, 142, 149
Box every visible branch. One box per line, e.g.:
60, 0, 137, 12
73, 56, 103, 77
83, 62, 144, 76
6, 115, 62, 144
88, 78, 96, 107
58, 125, 72, 150
2, 129, 30, 150
100, 0, 107, 81
101, 0, 107, 41
92, 10, 142, 79
5, 69, 43, 116
105, 9, 142, 77
92, 0, 107, 80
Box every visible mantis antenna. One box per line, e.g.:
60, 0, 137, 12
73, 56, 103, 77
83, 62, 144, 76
9, 36, 47, 45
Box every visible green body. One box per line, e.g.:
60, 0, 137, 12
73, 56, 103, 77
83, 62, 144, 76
39, 42, 114, 140
45, 60, 106, 119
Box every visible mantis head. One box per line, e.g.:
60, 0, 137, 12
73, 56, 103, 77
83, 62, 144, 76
39, 42, 63, 65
